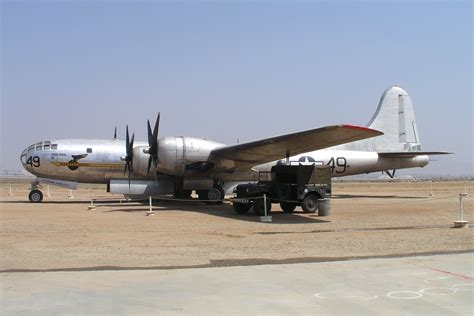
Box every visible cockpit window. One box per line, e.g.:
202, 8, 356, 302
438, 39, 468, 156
20, 149, 27, 164
43, 141, 51, 150
51, 144, 58, 150
28, 144, 35, 154
36, 142, 43, 151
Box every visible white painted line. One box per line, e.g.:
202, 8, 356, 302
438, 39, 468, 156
387, 291, 422, 300
421, 287, 457, 296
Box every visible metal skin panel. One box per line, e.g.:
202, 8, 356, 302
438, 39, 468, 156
109, 179, 174, 195
35, 177, 78, 190
131, 146, 150, 177
337, 86, 422, 153
21, 137, 225, 184
22, 139, 129, 183
251, 150, 429, 178
155, 136, 224, 176
210, 125, 382, 169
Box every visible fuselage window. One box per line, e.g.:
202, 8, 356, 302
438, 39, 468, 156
51, 144, 58, 150
87, 148, 92, 153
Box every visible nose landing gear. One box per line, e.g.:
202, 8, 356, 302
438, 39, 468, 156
28, 181, 43, 202
29, 190, 43, 202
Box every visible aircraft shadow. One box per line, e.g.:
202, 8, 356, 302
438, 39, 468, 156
333, 194, 425, 199
0, 200, 128, 205
102, 200, 329, 224
3, 197, 328, 224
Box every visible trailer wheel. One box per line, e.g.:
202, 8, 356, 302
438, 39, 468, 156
233, 203, 251, 214
280, 202, 296, 213
253, 197, 272, 216
302, 194, 318, 213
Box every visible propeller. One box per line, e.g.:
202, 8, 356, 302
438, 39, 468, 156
147, 112, 160, 175
113, 126, 117, 140
124, 125, 135, 184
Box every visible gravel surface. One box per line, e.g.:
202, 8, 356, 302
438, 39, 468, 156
1, 181, 472, 271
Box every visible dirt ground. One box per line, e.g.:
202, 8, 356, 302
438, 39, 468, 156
0, 180, 472, 271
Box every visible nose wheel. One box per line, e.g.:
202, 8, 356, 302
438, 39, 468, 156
29, 189, 44, 202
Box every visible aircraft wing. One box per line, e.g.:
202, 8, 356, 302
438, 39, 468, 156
210, 124, 382, 170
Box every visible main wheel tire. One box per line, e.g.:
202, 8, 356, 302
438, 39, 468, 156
233, 203, 251, 214
253, 197, 272, 216
208, 187, 223, 200
29, 190, 43, 203
302, 194, 318, 213
280, 202, 296, 213
201, 187, 224, 205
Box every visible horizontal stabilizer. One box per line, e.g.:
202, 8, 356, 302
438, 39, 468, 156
378, 152, 452, 158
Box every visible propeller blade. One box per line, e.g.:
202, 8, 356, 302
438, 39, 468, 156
130, 133, 135, 153
124, 126, 134, 180
114, 126, 117, 140
147, 120, 153, 148
146, 112, 160, 175
124, 125, 130, 175
126, 125, 130, 148
147, 156, 153, 175
153, 113, 160, 139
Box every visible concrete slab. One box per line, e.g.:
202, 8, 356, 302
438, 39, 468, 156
1, 253, 473, 315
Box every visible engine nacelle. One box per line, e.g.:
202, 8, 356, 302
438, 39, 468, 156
132, 136, 224, 177
131, 145, 153, 177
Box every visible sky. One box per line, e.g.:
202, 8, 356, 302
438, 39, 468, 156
1, 1, 472, 176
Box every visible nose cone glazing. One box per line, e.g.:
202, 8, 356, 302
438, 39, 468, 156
20, 148, 28, 168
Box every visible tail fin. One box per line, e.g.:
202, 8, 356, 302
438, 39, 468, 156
342, 86, 422, 152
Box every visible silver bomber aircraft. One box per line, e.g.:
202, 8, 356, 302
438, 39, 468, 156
20, 86, 449, 203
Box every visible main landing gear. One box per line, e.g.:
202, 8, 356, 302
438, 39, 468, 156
198, 186, 225, 205
28, 181, 43, 202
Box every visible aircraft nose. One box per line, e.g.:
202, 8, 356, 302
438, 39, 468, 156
20, 148, 28, 167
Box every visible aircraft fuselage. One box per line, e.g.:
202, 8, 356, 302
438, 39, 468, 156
21, 138, 428, 184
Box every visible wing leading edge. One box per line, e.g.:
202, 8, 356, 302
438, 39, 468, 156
210, 124, 383, 171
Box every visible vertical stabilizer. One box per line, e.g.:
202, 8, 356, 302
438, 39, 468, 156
340, 86, 422, 152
